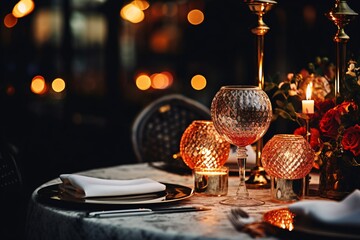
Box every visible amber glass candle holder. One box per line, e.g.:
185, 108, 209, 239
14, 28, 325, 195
180, 120, 230, 169
261, 134, 314, 202
194, 166, 229, 196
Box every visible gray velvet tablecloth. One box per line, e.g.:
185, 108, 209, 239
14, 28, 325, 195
25, 163, 321, 240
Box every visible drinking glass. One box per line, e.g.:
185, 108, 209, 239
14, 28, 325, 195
211, 85, 272, 206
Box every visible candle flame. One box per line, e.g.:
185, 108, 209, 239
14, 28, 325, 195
306, 82, 312, 100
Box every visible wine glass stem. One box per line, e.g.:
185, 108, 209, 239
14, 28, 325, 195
236, 146, 249, 198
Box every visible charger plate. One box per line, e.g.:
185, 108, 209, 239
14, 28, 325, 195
263, 208, 360, 239
37, 182, 193, 206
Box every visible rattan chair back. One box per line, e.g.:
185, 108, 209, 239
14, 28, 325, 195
0, 143, 22, 194
132, 94, 210, 171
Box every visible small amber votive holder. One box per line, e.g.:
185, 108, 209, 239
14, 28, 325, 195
180, 120, 230, 170
261, 134, 315, 203
194, 166, 228, 196
271, 177, 307, 203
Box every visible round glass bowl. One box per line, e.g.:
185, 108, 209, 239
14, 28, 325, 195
180, 120, 230, 169
261, 134, 315, 180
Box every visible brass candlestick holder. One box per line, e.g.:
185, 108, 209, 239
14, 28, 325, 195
244, 0, 277, 189
327, 0, 358, 99
297, 112, 312, 196
245, 0, 277, 89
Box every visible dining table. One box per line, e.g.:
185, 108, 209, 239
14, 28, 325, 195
25, 162, 325, 240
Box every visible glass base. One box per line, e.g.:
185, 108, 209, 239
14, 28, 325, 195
219, 196, 265, 207
271, 177, 305, 203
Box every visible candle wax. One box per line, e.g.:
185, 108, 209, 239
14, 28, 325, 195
302, 100, 314, 114
194, 167, 228, 196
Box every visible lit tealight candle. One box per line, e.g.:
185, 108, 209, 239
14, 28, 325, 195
302, 82, 314, 114
194, 167, 228, 196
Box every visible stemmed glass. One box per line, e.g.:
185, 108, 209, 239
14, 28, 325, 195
211, 85, 272, 206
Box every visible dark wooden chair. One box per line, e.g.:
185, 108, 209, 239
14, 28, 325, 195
131, 94, 211, 173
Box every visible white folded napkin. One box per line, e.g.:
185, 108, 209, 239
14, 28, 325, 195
59, 174, 166, 198
288, 189, 360, 228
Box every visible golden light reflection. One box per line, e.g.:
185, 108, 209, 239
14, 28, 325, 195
120, 3, 145, 23
12, 0, 35, 18
132, 0, 150, 11
136, 74, 151, 90
31, 75, 47, 95
4, 13, 18, 28
151, 73, 169, 89
52, 78, 66, 93
191, 74, 207, 90
187, 9, 204, 25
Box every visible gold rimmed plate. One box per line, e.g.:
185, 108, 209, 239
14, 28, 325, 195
263, 208, 360, 239
37, 182, 194, 207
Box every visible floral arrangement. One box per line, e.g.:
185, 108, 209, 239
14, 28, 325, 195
265, 56, 360, 199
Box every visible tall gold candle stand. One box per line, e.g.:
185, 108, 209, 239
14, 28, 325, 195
327, 0, 358, 99
244, 0, 277, 189
298, 112, 312, 196
299, 82, 315, 196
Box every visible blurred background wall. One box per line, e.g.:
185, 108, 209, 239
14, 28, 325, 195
1, 0, 360, 197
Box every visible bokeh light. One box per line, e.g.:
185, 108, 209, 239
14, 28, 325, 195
31, 75, 47, 94
191, 74, 207, 90
132, 0, 149, 11
187, 9, 204, 25
120, 2, 145, 23
136, 74, 151, 90
135, 71, 174, 90
151, 73, 169, 89
12, 0, 35, 18
52, 78, 66, 93
4, 13, 18, 28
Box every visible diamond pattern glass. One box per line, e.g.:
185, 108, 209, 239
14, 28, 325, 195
180, 120, 230, 169
211, 86, 272, 207
261, 134, 315, 179
211, 86, 272, 147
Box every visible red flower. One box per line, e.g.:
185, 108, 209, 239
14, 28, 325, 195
318, 101, 357, 139
312, 99, 335, 124
294, 126, 320, 150
335, 101, 358, 115
316, 99, 335, 115
319, 108, 341, 139
342, 124, 360, 157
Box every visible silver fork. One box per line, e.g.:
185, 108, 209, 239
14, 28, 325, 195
228, 208, 276, 238
228, 208, 254, 231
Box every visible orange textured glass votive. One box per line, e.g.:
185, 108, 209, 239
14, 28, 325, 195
180, 120, 230, 169
261, 134, 315, 202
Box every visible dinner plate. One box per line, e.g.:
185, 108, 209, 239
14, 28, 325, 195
37, 182, 194, 206
263, 208, 360, 239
